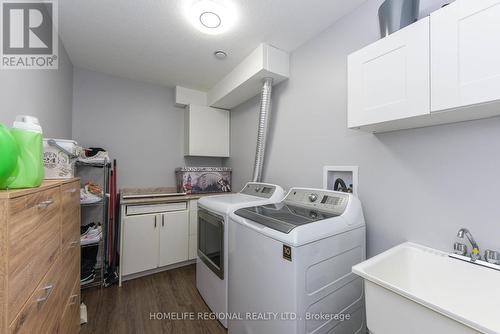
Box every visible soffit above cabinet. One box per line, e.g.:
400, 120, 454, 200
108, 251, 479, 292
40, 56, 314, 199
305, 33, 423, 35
175, 44, 289, 110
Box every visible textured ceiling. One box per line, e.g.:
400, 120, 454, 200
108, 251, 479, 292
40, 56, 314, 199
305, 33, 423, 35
60, 0, 367, 90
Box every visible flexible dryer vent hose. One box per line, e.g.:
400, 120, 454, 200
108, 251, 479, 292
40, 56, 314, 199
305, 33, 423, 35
252, 77, 274, 183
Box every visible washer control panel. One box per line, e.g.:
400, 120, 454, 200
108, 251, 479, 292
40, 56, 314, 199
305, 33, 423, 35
240, 183, 277, 199
285, 188, 349, 215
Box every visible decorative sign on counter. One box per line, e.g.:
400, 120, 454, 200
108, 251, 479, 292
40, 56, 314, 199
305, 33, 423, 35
175, 167, 232, 194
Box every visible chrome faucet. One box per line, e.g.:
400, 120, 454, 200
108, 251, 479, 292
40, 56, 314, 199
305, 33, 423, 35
457, 228, 481, 262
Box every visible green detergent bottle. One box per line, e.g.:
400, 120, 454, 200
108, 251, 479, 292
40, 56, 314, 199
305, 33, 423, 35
1, 116, 44, 189
0, 124, 19, 188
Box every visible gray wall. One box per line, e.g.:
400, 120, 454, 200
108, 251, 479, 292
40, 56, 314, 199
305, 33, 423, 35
225, 0, 500, 257
72, 68, 223, 188
0, 39, 73, 138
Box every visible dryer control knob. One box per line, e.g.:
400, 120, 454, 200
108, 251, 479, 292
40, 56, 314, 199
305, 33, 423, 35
308, 193, 318, 202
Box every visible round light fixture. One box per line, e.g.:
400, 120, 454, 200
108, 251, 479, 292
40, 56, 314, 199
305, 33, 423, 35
199, 11, 221, 28
214, 50, 227, 59
184, 0, 237, 35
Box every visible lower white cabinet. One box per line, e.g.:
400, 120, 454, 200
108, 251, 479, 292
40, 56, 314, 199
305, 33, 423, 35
122, 214, 160, 276
121, 209, 189, 277
159, 210, 189, 267
188, 199, 198, 260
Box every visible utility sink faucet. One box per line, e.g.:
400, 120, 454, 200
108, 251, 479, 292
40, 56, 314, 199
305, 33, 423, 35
457, 228, 481, 262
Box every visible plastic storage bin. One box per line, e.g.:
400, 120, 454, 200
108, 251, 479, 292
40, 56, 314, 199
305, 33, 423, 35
43, 139, 78, 179
175, 167, 232, 194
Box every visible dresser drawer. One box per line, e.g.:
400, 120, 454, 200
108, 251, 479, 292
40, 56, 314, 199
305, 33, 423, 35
61, 181, 80, 253
61, 181, 80, 215
60, 279, 80, 334
60, 240, 80, 304
7, 187, 62, 323
9, 257, 63, 334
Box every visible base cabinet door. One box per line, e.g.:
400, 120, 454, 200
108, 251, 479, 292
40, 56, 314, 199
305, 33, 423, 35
431, 0, 500, 111
159, 211, 189, 267
348, 17, 430, 128
188, 200, 198, 260
122, 214, 160, 275
188, 234, 198, 260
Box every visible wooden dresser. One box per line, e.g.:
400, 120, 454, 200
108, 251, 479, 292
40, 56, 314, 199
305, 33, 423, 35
0, 179, 81, 334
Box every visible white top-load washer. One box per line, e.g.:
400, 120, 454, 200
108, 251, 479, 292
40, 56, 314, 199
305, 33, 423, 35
228, 188, 366, 334
196, 182, 285, 328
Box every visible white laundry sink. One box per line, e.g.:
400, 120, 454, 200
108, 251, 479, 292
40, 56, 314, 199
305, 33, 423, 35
352, 242, 500, 334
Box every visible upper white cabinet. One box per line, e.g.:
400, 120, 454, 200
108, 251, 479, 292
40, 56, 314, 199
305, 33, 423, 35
431, 0, 500, 111
348, 0, 500, 133
185, 105, 230, 157
348, 17, 430, 129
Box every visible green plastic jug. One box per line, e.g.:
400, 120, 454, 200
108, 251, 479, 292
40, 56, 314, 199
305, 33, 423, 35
0, 124, 19, 188
1, 116, 44, 189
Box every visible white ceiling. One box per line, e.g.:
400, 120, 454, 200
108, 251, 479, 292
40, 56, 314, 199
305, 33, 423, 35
60, 0, 366, 90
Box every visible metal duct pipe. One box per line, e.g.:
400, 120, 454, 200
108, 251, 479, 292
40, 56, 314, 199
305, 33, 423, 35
252, 77, 274, 183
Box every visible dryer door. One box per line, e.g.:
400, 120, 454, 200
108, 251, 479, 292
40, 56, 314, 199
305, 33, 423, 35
198, 208, 224, 279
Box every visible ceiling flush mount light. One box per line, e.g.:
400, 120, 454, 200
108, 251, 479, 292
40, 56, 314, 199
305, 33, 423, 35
185, 0, 237, 35
200, 11, 221, 28
214, 50, 227, 59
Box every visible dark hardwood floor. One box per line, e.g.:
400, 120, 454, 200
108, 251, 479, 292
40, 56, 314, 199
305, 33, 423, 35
81, 264, 227, 334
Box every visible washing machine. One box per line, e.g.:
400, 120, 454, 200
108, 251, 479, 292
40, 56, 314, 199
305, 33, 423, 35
228, 188, 366, 334
196, 182, 285, 328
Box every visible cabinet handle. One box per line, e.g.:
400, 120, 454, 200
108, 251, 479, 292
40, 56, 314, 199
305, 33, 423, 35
162, 215, 164, 227
37, 284, 54, 304
65, 188, 77, 193
154, 216, 157, 228
69, 240, 79, 248
37, 199, 54, 209
69, 294, 78, 305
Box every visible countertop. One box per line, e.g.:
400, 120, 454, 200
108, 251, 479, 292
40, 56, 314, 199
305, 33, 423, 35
0, 178, 80, 199
120, 187, 229, 205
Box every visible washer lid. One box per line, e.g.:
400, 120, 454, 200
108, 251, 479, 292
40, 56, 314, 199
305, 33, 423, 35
234, 203, 339, 234
198, 182, 286, 215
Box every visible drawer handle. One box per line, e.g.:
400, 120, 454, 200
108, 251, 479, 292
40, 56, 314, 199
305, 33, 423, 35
65, 188, 77, 193
69, 294, 78, 305
69, 240, 79, 248
37, 199, 54, 209
37, 284, 54, 304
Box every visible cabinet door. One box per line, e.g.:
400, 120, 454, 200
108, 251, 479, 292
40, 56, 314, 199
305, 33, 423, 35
159, 211, 189, 267
431, 0, 500, 111
188, 200, 198, 260
188, 199, 198, 235
185, 105, 230, 157
188, 234, 198, 260
348, 17, 430, 128
122, 214, 159, 275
